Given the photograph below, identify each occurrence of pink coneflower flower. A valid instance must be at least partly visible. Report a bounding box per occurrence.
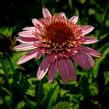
[14,8,101,83]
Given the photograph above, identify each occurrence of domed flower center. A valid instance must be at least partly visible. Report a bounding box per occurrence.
[45,21,73,44]
[40,16,83,53]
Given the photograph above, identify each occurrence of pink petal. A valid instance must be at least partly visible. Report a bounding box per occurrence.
[59,12,66,19]
[69,16,78,24]
[83,36,98,44]
[18,31,36,38]
[48,61,58,82]
[32,18,43,29]
[65,59,77,81]
[81,25,94,35]
[42,8,52,18]
[58,59,69,83]
[37,55,52,80]
[18,27,42,39]
[81,46,101,57]
[58,58,77,83]
[14,43,36,51]
[23,27,35,31]
[17,49,44,64]
[46,53,56,63]
[16,37,39,44]
[72,51,95,69]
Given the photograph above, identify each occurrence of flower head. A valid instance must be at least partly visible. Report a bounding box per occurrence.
[14,8,101,83]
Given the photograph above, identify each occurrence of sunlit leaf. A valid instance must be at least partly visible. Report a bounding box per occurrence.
[15,100,25,109]
[0,27,16,38]
[53,101,73,109]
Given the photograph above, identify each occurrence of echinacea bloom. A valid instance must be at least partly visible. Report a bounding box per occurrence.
[14,8,101,83]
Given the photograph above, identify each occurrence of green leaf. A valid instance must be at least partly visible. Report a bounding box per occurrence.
[93,47,109,78]
[15,100,25,109]
[53,101,73,109]
[42,81,59,109]
[26,77,37,97]
[0,27,16,38]
[0,96,4,105]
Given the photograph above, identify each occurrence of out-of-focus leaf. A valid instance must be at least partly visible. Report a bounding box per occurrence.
[15,100,25,109]
[104,71,109,85]
[0,27,16,38]
[8,78,14,84]
[93,47,109,78]
[0,76,4,84]
[1,86,11,96]
[68,0,73,10]
[79,0,86,4]
[105,20,109,27]
[95,13,103,23]
[4,95,12,108]
[0,96,3,105]
[88,8,95,15]
[74,8,79,16]
[99,33,108,40]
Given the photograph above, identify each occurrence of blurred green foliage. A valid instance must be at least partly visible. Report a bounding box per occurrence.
[0,0,109,109]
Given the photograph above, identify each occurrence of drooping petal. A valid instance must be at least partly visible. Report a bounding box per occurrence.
[81,46,101,57]
[58,59,69,83]
[17,49,44,64]
[16,37,39,44]
[42,8,52,18]
[69,16,78,24]
[72,51,95,69]
[46,53,56,63]
[58,58,77,83]
[32,18,43,29]
[65,59,77,81]
[37,55,52,80]
[14,43,36,51]
[48,61,58,82]
[81,25,94,35]
[83,36,98,44]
